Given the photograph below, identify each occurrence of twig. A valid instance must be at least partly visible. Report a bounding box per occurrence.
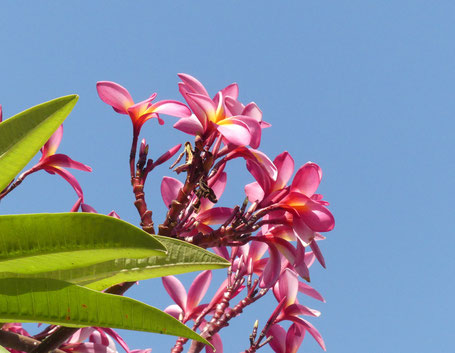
[0,330,66,353]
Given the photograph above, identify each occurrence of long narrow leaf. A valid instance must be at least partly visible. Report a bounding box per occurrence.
[0,236,230,290]
[0,278,209,345]
[84,236,229,290]
[0,95,78,191]
[0,213,166,274]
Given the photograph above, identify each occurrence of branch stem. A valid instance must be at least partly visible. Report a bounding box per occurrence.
[0,330,66,353]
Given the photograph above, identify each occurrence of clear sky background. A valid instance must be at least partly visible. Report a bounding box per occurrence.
[1,1,454,352]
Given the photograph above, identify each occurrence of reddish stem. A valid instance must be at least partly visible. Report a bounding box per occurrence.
[0,169,33,200]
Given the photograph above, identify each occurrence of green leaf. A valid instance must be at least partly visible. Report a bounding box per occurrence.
[0,213,166,275]
[84,236,230,290]
[0,277,209,345]
[0,345,9,353]
[0,95,78,191]
[6,236,230,290]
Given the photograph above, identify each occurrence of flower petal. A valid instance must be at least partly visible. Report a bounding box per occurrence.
[164,304,183,320]
[187,270,212,315]
[249,240,269,262]
[267,324,286,353]
[285,323,305,353]
[81,203,97,213]
[217,119,251,146]
[279,269,299,308]
[310,240,326,268]
[161,177,183,208]
[89,330,116,352]
[293,241,310,281]
[70,198,83,212]
[197,207,234,225]
[97,328,130,353]
[178,73,209,96]
[274,152,295,191]
[224,96,244,116]
[298,282,325,302]
[41,125,63,157]
[233,116,262,148]
[44,154,92,172]
[46,166,83,198]
[131,350,152,353]
[107,210,120,219]
[287,317,326,351]
[292,216,315,246]
[67,328,95,344]
[259,244,282,288]
[285,303,320,317]
[173,114,204,136]
[154,144,182,167]
[150,100,191,118]
[249,148,278,181]
[245,181,265,203]
[179,84,208,130]
[227,147,277,181]
[97,81,134,114]
[281,192,335,232]
[246,161,272,196]
[127,97,155,123]
[187,93,217,122]
[162,276,187,311]
[291,163,322,197]
[242,102,262,122]
[62,342,116,353]
[220,82,239,100]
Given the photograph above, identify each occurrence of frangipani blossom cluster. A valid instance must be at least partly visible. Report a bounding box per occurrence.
[0,73,334,353]
[94,74,335,352]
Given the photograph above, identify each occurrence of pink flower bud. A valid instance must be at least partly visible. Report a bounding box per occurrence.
[153,144,182,167]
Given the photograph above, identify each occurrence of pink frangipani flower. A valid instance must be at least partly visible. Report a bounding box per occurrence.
[162,271,223,353]
[60,327,134,353]
[23,125,91,211]
[271,269,325,350]
[246,151,334,248]
[245,151,295,207]
[162,271,212,323]
[96,81,191,137]
[174,74,265,148]
[226,146,278,183]
[267,323,305,353]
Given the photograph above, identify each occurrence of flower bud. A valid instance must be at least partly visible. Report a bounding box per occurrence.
[153,144,182,167]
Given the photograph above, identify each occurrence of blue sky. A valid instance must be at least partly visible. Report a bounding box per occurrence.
[1,1,454,352]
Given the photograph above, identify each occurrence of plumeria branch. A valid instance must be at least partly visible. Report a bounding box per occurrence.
[159,142,207,237]
[187,280,269,353]
[0,329,66,353]
[0,170,32,200]
[244,297,287,353]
